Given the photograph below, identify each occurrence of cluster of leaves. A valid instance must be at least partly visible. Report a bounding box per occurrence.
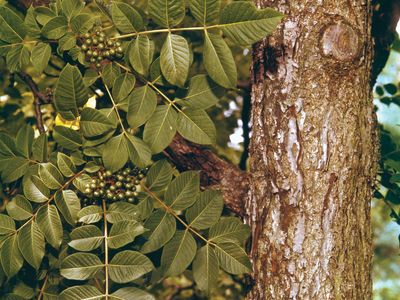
[0,0,283,298]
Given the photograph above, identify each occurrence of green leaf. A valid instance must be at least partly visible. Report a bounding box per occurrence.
[61,0,84,19]
[209,217,250,244]
[203,32,237,88]
[127,85,157,129]
[69,225,103,251]
[107,202,140,223]
[71,13,96,34]
[60,252,103,280]
[1,235,23,278]
[0,6,27,43]
[189,0,220,25]
[1,157,30,183]
[41,16,68,39]
[36,204,63,249]
[219,2,283,46]
[39,162,64,189]
[32,133,48,162]
[193,245,219,292]
[144,105,177,154]
[31,42,51,74]
[165,171,200,210]
[53,126,82,150]
[102,62,120,87]
[57,152,77,177]
[83,69,100,87]
[183,74,222,109]
[18,221,45,269]
[214,242,252,274]
[24,7,40,38]
[15,124,34,158]
[102,133,128,172]
[23,175,50,203]
[0,214,16,234]
[34,6,56,25]
[111,287,155,300]
[0,132,18,157]
[178,109,216,145]
[77,205,103,224]
[185,190,223,230]
[161,230,196,276]
[109,250,154,283]
[6,195,33,221]
[60,286,103,300]
[160,34,190,86]
[54,64,88,120]
[141,210,176,254]
[124,133,152,168]
[73,173,92,193]
[108,220,145,249]
[6,45,30,73]
[55,190,81,225]
[128,36,154,76]
[111,2,143,33]
[112,73,136,103]
[145,159,173,192]
[80,107,115,137]
[58,33,77,51]
[148,0,185,28]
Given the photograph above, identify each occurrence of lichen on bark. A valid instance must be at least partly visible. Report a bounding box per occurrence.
[246,0,378,299]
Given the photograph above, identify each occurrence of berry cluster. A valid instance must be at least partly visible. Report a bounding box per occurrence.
[81,166,149,207]
[79,28,123,68]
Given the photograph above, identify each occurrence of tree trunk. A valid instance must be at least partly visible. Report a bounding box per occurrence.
[246,0,378,299]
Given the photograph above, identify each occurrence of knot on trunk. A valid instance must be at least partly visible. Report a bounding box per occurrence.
[320,21,360,62]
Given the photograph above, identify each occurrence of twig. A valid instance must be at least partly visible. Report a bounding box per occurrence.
[17,72,52,134]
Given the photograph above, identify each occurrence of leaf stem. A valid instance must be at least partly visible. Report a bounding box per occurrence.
[102,199,110,298]
[37,275,48,300]
[111,26,210,40]
[101,74,127,133]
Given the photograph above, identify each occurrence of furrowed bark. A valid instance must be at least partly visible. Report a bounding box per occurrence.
[166,135,249,217]
[246,0,378,299]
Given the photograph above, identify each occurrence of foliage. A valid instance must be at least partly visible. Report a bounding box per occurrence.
[0,0,282,298]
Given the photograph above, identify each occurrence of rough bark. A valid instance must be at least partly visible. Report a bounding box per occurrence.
[165,135,249,216]
[246,0,378,299]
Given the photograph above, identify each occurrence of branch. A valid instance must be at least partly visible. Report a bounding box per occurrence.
[165,135,250,217]
[17,72,51,134]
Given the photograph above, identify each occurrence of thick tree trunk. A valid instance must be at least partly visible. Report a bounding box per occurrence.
[246,0,378,299]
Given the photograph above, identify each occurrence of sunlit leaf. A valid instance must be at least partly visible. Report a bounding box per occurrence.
[18,221,45,269]
[193,245,219,292]
[214,242,252,274]
[69,225,103,251]
[60,252,103,280]
[36,204,63,249]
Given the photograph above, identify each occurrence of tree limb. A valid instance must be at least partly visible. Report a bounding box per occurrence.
[17,72,51,134]
[165,135,250,217]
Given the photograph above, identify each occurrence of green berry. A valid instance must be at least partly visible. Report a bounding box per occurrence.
[87,50,93,56]
[92,38,99,45]
[127,198,135,203]
[116,181,123,188]
[115,41,121,47]
[110,185,116,191]
[125,183,132,189]
[90,58,96,63]
[133,191,139,197]
[98,43,105,50]
[107,40,114,47]
[109,49,116,55]
[84,33,91,38]
[93,191,100,197]
[106,170,112,177]
[99,182,106,188]
[138,174,144,179]
[84,188,92,194]
[107,193,113,200]
[118,193,125,200]
[98,36,105,43]
[81,44,88,51]
[99,32,106,37]
[125,190,133,197]
[96,63,101,68]
[90,183,97,189]
[92,51,98,57]
[116,46,123,53]
[85,39,92,45]
[134,179,140,185]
